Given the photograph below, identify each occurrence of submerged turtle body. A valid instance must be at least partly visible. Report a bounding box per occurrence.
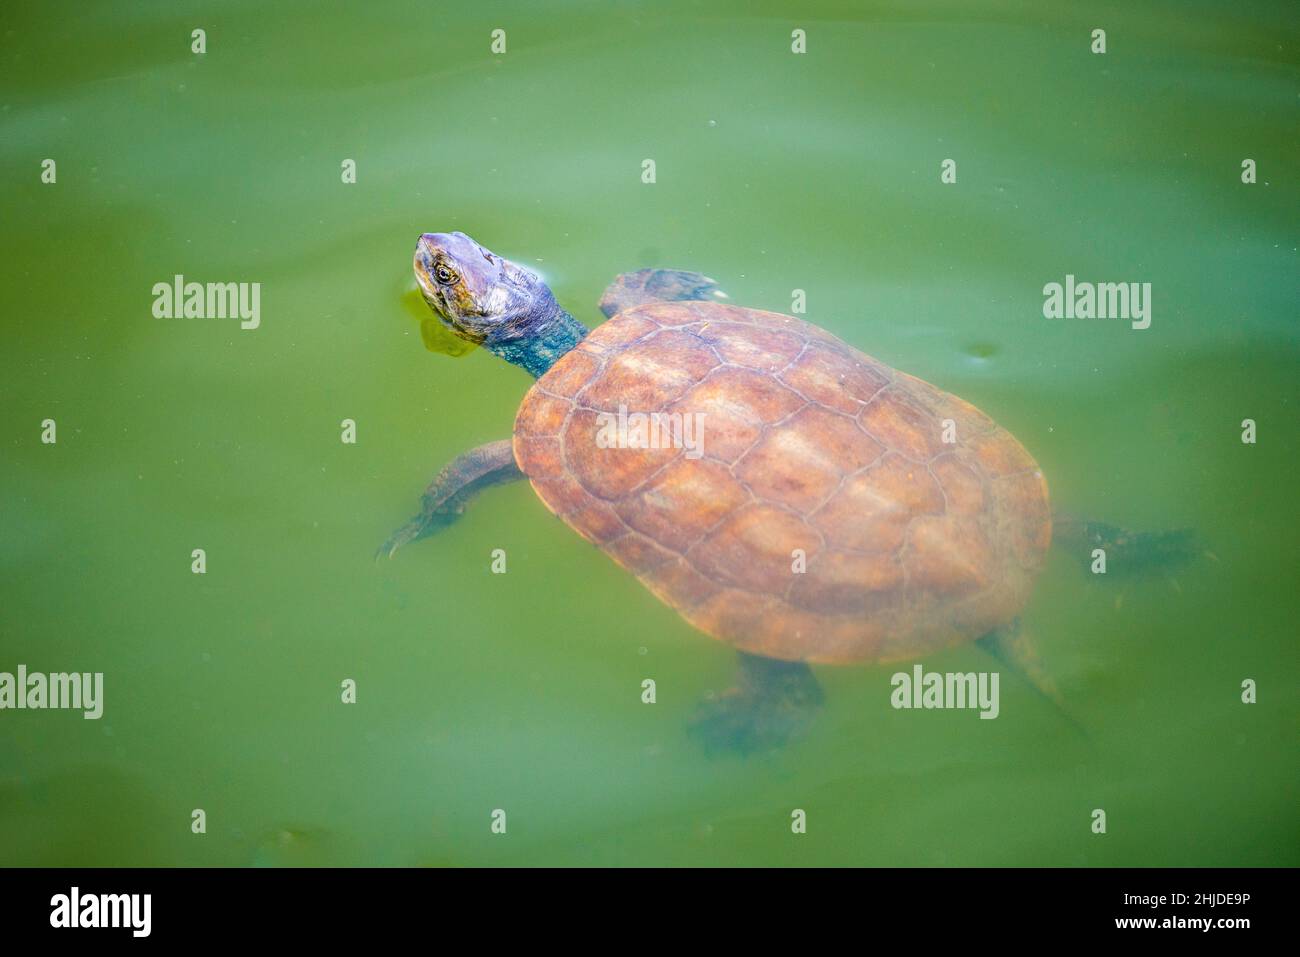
[386,232,1198,751]
[513,300,1051,665]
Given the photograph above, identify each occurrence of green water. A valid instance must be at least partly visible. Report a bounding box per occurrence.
[1,0,1296,867]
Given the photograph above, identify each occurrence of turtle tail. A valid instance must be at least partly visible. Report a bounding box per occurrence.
[977,622,1091,742]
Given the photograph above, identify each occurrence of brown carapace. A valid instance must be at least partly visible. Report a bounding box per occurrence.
[513,300,1051,665]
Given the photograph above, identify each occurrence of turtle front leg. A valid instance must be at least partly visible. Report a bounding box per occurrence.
[376,439,523,559]
[599,268,728,318]
[688,651,824,755]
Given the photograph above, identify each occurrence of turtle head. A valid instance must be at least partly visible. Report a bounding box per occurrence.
[414,232,554,345]
[412,231,586,377]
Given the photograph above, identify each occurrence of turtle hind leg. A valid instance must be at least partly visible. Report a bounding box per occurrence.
[688,651,824,756]
[599,268,727,318]
[376,439,522,560]
[1053,513,1200,577]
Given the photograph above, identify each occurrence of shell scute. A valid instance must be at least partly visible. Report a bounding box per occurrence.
[787,548,906,616]
[668,366,804,464]
[688,503,817,595]
[695,321,804,371]
[577,330,718,412]
[858,387,948,462]
[811,453,945,553]
[562,408,677,500]
[779,342,890,415]
[616,456,749,554]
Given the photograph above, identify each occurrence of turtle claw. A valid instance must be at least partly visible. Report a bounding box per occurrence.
[373,538,402,562]
[374,521,418,561]
[374,510,457,561]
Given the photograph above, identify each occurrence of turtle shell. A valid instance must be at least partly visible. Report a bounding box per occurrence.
[513,301,1050,665]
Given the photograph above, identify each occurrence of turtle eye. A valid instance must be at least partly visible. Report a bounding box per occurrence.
[434,264,457,285]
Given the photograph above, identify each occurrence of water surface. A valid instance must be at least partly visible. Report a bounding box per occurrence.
[1,0,1296,866]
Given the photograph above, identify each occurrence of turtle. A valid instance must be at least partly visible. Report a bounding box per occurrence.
[380,231,1196,752]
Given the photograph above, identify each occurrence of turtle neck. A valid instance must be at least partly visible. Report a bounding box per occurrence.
[485,306,588,378]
